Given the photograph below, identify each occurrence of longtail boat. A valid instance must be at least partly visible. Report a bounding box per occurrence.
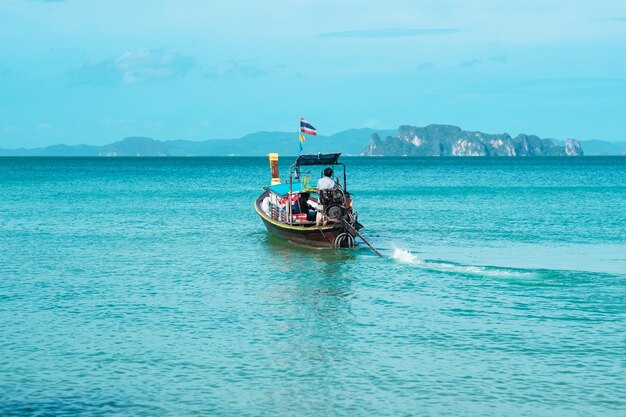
[254,152,382,255]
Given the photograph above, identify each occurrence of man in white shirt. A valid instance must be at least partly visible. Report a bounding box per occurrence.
[317,167,336,190]
[316,167,335,226]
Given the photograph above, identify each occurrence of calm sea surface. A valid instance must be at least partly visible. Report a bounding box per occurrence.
[1,157,625,417]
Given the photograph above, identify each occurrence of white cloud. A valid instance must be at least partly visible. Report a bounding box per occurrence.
[318,28,462,38]
[68,49,195,86]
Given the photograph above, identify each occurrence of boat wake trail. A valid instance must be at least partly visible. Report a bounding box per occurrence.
[390,247,538,279]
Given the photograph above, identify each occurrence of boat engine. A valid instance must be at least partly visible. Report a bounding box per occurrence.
[319,188,351,222]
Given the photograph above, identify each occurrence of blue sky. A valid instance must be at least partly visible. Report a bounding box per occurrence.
[1,0,625,148]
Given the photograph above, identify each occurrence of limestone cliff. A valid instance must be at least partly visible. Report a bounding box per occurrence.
[360,125,583,156]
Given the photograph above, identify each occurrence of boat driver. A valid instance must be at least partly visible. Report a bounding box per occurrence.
[317,167,336,190]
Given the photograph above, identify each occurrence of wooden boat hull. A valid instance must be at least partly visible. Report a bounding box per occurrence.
[254,191,348,248]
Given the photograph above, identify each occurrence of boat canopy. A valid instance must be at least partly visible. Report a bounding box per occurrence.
[269,182,308,196]
[295,153,341,166]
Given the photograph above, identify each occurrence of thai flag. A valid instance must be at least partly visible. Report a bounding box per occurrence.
[300,117,317,136]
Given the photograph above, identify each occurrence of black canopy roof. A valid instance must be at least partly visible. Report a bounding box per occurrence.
[294,153,341,166]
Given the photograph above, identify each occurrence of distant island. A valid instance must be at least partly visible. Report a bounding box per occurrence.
[361,125,585,156]
[2,124,625,157]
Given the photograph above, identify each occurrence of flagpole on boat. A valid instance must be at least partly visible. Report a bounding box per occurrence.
[298,116,303,156]
[291,116,301,225]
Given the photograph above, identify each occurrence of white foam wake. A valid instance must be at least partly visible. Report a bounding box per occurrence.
[391,247,422,264]
[390,247,536,279]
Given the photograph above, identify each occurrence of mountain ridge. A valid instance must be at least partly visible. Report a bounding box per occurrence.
[1,125,624,156]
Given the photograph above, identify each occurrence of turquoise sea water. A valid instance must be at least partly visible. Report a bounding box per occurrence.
[1,157,625,417]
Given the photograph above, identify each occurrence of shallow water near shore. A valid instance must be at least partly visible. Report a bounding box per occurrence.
[1,156,625,416]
